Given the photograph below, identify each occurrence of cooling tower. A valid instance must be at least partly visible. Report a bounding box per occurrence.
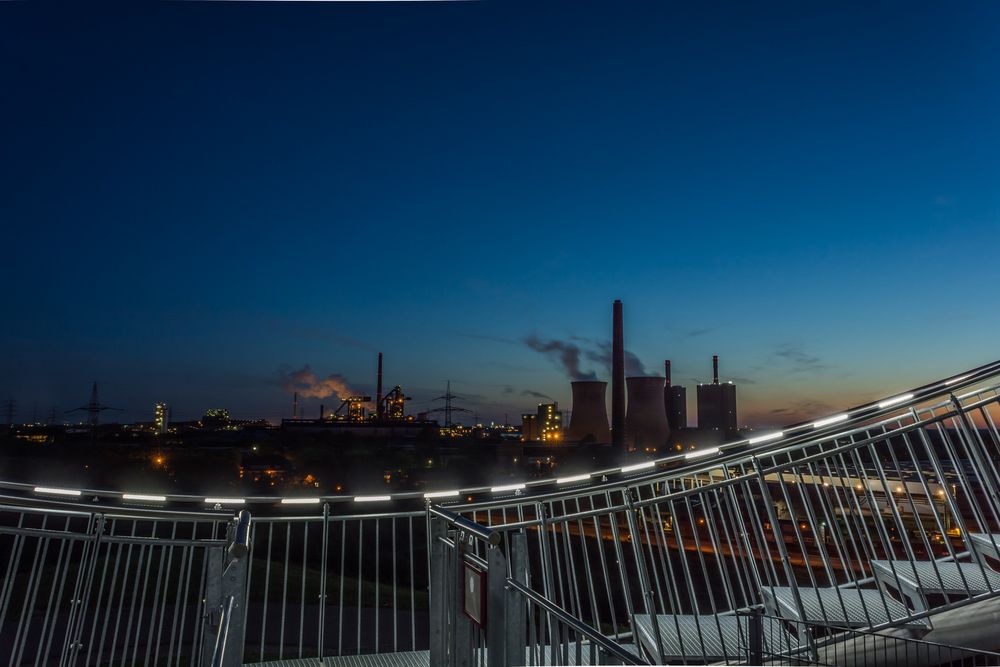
[612,300,625,448]
[567,381,610,444]
[626,376,670,451]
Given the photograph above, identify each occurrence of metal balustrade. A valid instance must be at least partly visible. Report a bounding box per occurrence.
[3,361,1000,665]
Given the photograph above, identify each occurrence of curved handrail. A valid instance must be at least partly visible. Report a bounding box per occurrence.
[2,359,998,515]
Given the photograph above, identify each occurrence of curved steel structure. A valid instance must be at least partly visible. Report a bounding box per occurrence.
[5,360,1000,665]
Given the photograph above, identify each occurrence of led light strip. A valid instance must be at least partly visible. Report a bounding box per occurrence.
[748,431,784,445]
[685,447,719,460]
[490,483,526,493]
[204,497,245,505]
[556,473,591,484]
[354,495,391,502]
[878,394,913,409]
[123,493,167,502]
[620,461,655,473]
[280,498,320,505]
[423,490,459,499]
[811,414,849,428]
[34,486,81,496]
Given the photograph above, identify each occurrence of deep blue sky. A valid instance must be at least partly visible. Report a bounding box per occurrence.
[2,1,998,426]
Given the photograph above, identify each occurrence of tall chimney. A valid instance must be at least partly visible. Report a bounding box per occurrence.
[376,352,383,419]
[612,300,625,448]
[713,355,719,384]
[665,360,672,386]
[664,359,672,419]
[293,392,298,419]
[320,404,325,420]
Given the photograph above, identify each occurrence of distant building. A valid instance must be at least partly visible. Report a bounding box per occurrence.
[666,385,687,432]
[521,413,538,442]
[154,402,169,435]
[696,356,737,433]
[538,402,563,442]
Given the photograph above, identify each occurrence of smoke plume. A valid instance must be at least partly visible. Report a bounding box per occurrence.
[521,390,555,401]
[523,335,597,380]
[585,342,648,376]
[279,365,356,399]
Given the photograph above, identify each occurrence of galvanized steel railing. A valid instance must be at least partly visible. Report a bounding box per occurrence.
[4,360,1000,664]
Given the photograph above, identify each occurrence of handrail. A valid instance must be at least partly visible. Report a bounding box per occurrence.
[209,595,235,667]
[505,577,649,665]
[1,359,999,514]
[427,504,501,545]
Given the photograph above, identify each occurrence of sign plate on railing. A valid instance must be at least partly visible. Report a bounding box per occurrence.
[464,562,486,626]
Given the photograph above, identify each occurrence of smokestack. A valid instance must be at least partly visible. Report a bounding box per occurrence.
[713,355,719,384]
[664,360,672,419]
[376,352,383,420]
[320,404,325,420]
[293,392,298,419]
[612,300,625,448]
[567,381,610,443]
[626,376,670,451]
[665,360,672,386]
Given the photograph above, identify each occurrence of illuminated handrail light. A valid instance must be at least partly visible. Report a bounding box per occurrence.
[945,374,971,386]
[490,483,526,493]
[34,486,81,497]
[423,490,459,499]
[748,432,784,445]
[280,498,320,505]
[556,473,591,485]
[204,497,245,505]
[878,394,914,409]
[123,493,166,502]
[354,495,391,502]
[811,414,849,428]
[685,447,719,460]
[620,461,656,473]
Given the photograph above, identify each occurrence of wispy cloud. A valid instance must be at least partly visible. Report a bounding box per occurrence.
[773,344,829,374]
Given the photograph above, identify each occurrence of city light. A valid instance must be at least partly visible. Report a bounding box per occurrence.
[123,493,166,502]
[878,394,914,409]
[34,486,81,496]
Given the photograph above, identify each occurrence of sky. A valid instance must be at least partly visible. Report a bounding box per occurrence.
[1,1,999,427]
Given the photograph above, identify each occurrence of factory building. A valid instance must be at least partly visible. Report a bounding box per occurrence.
[625,376,670,451]
[697,355,737,433]
[663,360,688,432]
[521,413,537,442]
[154,402,169,435]
[567,380,610,443]
[538,402,563,442]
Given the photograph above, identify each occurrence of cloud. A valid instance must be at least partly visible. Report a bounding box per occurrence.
[521,389,554,401]
[773,344,829,373]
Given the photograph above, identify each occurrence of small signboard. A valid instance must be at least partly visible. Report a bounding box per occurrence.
[463,562,487,626]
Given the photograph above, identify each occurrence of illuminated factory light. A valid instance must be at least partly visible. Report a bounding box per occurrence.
[556,473,591,485]
[878,394,914,409]
[423,490,460,499]
[811,414,849,428]
[204,497,245,505]
[748,432,784,445]
[945,375,970,386]
[354,495,391,502]
[490,483,526,493]
[280,498,320,505]
[123,493,166,502]
[34,486,81,497]
[685,447,719,460]
[620,461,655,473]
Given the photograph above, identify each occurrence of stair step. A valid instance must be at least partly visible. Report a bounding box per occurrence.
[872,560,1000,595]
[632,613,799,661]
[763,586,927,629]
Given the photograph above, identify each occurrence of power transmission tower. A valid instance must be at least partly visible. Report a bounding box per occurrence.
[428,380,471,427]
[2,398,15,428]
[67,382,123,429]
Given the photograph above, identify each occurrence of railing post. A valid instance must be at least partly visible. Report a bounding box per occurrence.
[747,605,764,665]
[318,502,329,666]
[429,510,449,666]
[201,544,225,665]
[453,529,474,667]
[486,537,508,667]
[624,486,665,664]
[505,532,527,667]
[203,510,251,667]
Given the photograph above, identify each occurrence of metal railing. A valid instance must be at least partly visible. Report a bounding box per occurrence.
[4,361,1000,665]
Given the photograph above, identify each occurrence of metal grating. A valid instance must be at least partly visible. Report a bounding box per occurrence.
[872,560,1000,595]
[632,613,798,661]
[763,587,927,629]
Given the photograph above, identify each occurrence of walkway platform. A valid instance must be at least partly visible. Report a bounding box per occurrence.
[762,586,927,629]
[247,644,639,667]
[970,533,1000,562]
[872,560,1000,609]
[632,613,799,661]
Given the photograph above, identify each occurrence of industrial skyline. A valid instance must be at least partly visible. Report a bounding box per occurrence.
[3,2,1000,426]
